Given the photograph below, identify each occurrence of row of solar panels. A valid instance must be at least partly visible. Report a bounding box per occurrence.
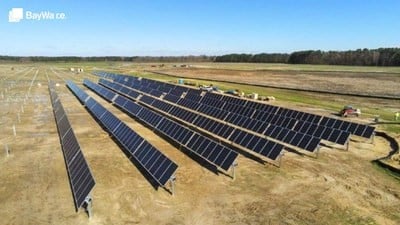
[48,81,95,212]
[89,78,288,161]
[98,78,322,154]
[94,71,375,140]
[118,78,350,147]
[67,81,178,187]
[121,76,374,139]
[83,79,240,170]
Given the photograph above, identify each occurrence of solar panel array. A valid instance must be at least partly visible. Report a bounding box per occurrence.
[66,81,178,187]
[92,78,285,161]
[95,71,375,141]
[113,78,352,147]
[98,77,316,155]
[83,79,239,170]
[48,81,95,212]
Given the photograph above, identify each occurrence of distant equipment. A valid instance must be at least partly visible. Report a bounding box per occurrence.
[340,105,361,117]
[70,68,84,73]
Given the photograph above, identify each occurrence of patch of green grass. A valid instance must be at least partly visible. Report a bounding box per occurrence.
[186,62,400,74]
[381,124,400,134]
[371,162,400,181]
[333,211,377,225]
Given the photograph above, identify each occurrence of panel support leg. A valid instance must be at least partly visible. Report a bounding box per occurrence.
[170,175,176,196]
[345,141,350,151]
[4,144,10,157]
[371,132,375,144]
[84,195,93,218]
[12,124,16,136]
[231,162,238,180]
[275,152,285,168]
[315,146,320,158]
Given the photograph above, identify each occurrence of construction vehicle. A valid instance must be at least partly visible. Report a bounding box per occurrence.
[340,105,361,117]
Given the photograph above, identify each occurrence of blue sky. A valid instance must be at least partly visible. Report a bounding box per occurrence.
[1,0,399,56]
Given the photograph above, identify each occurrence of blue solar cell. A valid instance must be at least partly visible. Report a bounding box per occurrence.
[298,135,310,149]
[275,116,286,127]
[321,128,332,140]
[290,133,303,146]
[277,128,289,141]
[313,126,326,139]
[305,137,320,152]
[259,140,275,156]
[148,153,165,174]
[62,129,80,164]
[347,123,358,133]
[336,132,350,145]
[192,135,205,150]
[114,95,128,107]
[198,141,214,157]
[221,126,235,139]
[123,101,142,116]
[270,126,282,139]
[158,163,178,185]
[213,148,229,166]
[264,125,275,136]
[233,130,247,144]
[221,151,237,170]
[306,124,319,136]
[283,130,296,143]
[253,138,268,154]
[57,115,70,138]
[328,129,341,143]
[354,125,367,136]
[332,120,343,129]
[362,126,375,138]
[246,136,261,149]
[252,121,267,134]
[239,133,253,147]
[267,143,283,160]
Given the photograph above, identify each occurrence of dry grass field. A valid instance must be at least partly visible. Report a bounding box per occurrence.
[149,67,400,98]
[0,63,399,225]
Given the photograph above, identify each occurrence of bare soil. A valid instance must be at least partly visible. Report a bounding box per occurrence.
[0,65,399,225]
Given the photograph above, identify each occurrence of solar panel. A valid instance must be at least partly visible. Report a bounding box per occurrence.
[290,133,303,146]
[362,126,375,138]
[336,131,350,145]
[50,82,95,212]
[354,124,367,136]
[163,94,181,103]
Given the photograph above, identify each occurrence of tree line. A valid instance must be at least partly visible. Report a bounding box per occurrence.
[214,48,400,66]
[0,55,214,63]
[1,48,399,66]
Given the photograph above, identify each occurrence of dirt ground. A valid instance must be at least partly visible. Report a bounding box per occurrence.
[1,64,400,225]
[149,67,400,98]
